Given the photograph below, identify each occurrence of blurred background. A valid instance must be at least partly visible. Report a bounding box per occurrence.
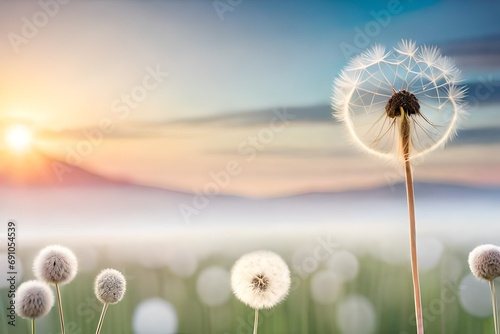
[0,0,499,333]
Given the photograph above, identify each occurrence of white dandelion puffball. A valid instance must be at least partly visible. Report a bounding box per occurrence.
[15,280,54,319]
[95,268,127,304]
[332,39,467,161]
[231,250,291,309]
[468,244,500,281]
[33,245,78,285]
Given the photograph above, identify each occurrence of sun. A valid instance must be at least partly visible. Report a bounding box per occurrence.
[5,125,33,152]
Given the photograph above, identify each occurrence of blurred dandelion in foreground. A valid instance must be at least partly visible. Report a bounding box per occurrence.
[231,250,291,334]
[33,245,77,334]
[332,39,467,334]
[94,268,127,334]
[15,280,54,334]
[468,244,500,334]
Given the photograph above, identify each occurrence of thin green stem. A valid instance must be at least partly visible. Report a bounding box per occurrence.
[31,318,35,334]
[55,283,65,334]
[490,280,499,334]
[253,308,259,334]
[399,108,424,334]
[95,303,109,334]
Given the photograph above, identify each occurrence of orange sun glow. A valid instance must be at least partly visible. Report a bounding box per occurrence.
[4,125,33,152]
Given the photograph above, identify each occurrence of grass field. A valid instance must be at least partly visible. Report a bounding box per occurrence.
[1,226,497,334]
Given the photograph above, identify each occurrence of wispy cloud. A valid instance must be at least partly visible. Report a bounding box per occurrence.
[440,34,500,70]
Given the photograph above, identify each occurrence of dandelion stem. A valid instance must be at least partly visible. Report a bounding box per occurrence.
[490,280,499,334]
[399,107,424,334]
[253,308,259,334]
[55,283,65,334]
[95,303,109,334]
[31,318,35,334]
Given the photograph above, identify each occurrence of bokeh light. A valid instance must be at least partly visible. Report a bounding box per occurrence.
[458,274,493,317]
[132,298,178,334]
[196,266,231,307]
[336,295,377,334]
[310,270,343,305]
[326,250,359,281]
[418,238,444,271]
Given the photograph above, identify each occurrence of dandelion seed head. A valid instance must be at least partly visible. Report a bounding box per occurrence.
[15,280,54,319]
[231,250,291,310]
[94,268,126,304]
[468,244,500,281]
[332,39,467,162]
[33,245,78,285]
[385,90,420,118]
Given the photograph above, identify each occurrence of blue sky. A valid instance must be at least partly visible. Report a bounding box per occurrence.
[1,0,499,123]
[0,0,499,196]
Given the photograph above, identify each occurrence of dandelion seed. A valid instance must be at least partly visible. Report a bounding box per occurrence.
[33,245,78,334]
[333,39,467,162]
[332,39,467,334]
[468,245,500,334]
[231,250,290,334]
[15,280,55,334]
[94,269,127,334]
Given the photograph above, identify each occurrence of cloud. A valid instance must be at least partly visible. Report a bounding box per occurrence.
[452,127,500,146]
[165,105,333,127]
[440,34,500,70]
[37,124,190,141]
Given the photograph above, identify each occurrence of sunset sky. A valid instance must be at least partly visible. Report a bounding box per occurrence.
[0,0,499,196]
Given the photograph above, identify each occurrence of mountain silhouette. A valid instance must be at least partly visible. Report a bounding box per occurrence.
[0,148,127,187]
[1,148,498,229]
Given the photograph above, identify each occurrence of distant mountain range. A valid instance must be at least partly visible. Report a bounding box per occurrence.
[0,149,127,187]
[1,150,498,230]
